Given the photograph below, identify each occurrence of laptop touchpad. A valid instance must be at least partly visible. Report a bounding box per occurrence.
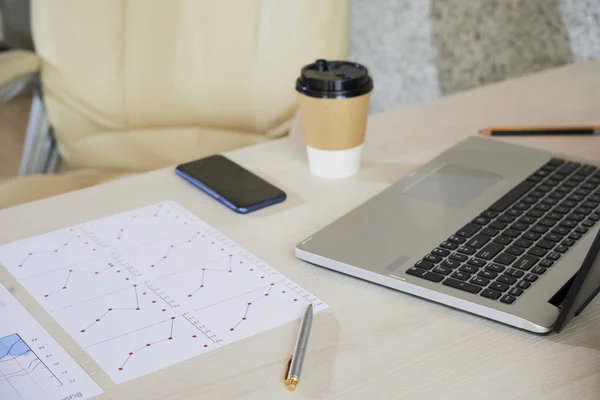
[403,163,502,208]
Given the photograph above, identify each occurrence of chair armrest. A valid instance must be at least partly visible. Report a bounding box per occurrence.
[0,50,40,102]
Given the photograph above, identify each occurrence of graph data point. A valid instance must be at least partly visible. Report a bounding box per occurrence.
[108,308,113,311]
[230,328,234,331]
[119,367,123,371]
[129,352,133,355]
[188,294,192,297]
[192,335,197,338]
[54,250,58,252]
[171,317,175,320]
[95,272,99,274]
[250,269,254,271]
[271,283,274,286]
[136,308,140,310]
[18,265,21,267]
[117,270,120,273]
[69,269,73,272]
[44,294,48,297]
[188,240,191,243]
[228,270,232,273]
[126,278,130,280]
[294,299,298,302]
[168,337,173,340]
[152,300,156,303]
[96,319,100,322]
[81,329,85,333]
[248,302,252,305]
[133,284,137,287]
[162,309,166,312]
[151,265,154,267]
[171,245,174,248]
[265,294,269,296]
[204,344,208,348]
[163,256,166,259]
[242,317,247,320]
[261,276,264,279]
[63,286,67,289]
[146,344,151,347]
[202,268,205,270]
[29,253,33,255]
[200,285,204,288]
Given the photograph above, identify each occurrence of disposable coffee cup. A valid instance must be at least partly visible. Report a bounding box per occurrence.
[295,59,373,178]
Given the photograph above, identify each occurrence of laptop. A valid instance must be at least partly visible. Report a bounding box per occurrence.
[296,136,600,333]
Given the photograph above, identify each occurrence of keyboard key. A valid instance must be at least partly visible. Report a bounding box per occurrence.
[465,234,491,249]
[489,221,508,230]
[582,201,599,209]
[526,209,545,219]
[432,248,450,257]
[522,196,538,204]
[432,265,452,276]
[457,246,476,255]
[459,265,479,274]
[531,225,549,234]
[578,165,597,175]
[481,227,499,237]
[574,188,591,196]
[559,219,578,228]
[540,259,554,268]
[507,208,524,216]
[582,183,598,190]
[424,254,443,263]
[524,273,538,282]
[539,218,556,227]
[476,242,504,260]
[553,206,570,214]
[537,184,552,193]
[440,241,458,250]
[564,180,579,189]
[451,271,471,281]
[546,179,560,187]
[569,232,582,240]
[456,223,481,238]
[470,276,490,286]
[502,229,521,238]
[509,287,524,297]
[535,169,550,178]
[450,253,468,262]
[590,213,600,221]
[505,268,525,278]
[518,216,537,225]
[517,280,531,289]
[551,226,571,235]
[523,231,541,241]
[549,192,565,200]
[575,207,593,215]
[556,186,571,194]
[510,222,529,231]
[505,246,524,256]
[472,216,490,225]
[561,238,576,247]
[527,247,547,257]
[495,253,516,265]
[481,288,502,300]
[571,174,586,182]
[489,282,510,292]
[568,194,586,202]
[527,175,543,183]
[415,260,435,270]
[560,200,577,208]
[575,226,588,234]
[485,264,505,273]
[544,233,563,242]
[546,212,563,221]
[406,267,444,282]
[547,158,565,167]
[567,213,585,222]
[591,195,600,202]
[513,254,539,270]
[481,210,499,218]
[448,235,467,244]
[582,219,596,228]
[442,259,461,269]
[541,198,558,206]
[500,295,517,304]
[532,266,547,275]
[497,275,517,285]
[493,235,512,245]
[547,252,561,261]
[536,240,555,250]
[489,180,536,212]
[467,258,486,268]
[478,269,498,279]
[514,238,533,248]
[555,245,569,253]
[530,190,546,198]
[443,278,482,294]
[557,161,580,175]
[498,214,515,223]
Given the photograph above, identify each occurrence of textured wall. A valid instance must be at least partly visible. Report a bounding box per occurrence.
[349,0,600,113]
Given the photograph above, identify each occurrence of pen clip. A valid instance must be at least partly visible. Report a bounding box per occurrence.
[283,354,292,384]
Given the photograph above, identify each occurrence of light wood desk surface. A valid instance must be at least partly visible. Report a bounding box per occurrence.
[1,61,600,399]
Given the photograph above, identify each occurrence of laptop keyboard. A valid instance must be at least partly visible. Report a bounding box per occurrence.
[406,158,600,305]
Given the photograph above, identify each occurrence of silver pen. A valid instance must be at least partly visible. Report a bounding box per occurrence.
[283,303,313,391]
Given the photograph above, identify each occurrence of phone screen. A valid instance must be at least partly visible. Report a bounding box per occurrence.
[176,155,286,212]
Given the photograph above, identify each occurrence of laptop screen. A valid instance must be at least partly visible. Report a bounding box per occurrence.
[553,228,600,332]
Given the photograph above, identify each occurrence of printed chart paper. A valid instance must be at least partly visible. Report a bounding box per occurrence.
[0,201,327,383]
[0,283,103,400]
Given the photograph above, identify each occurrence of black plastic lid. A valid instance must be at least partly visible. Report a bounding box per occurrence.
[296,59,373,99]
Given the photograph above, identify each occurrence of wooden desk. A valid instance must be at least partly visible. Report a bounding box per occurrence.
[1,61,600,399]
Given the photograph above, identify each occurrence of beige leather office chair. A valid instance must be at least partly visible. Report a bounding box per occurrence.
[0,0,349,208]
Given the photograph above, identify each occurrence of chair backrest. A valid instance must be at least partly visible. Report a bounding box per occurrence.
[31,0,349,170]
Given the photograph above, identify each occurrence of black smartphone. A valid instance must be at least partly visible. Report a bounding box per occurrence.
[175,155,286,214]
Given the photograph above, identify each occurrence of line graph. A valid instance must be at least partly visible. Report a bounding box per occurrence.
[0,201,327,384]
[0,333,61,399]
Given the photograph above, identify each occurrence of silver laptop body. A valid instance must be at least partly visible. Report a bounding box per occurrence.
[296,136,600,333]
